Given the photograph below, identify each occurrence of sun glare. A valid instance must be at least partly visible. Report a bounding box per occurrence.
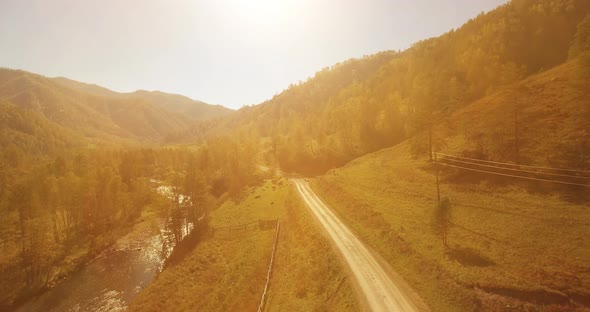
[227,0,298,26]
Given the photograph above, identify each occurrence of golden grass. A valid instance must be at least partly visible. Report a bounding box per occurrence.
[264,183,358,311]
[128,231,273,312]
[129,178,358,311]
[313,142,590,311]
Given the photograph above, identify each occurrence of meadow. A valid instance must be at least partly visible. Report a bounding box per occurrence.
[313,142,590,311]
[129,178,358,311]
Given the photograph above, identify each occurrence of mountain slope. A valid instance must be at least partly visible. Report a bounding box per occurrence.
[53,77,232,121]
[0,99,85,161]
[131,90,232,121]
[313,142,590,311]
[439,58,590,169]
[309,57,590,311]
[184,0,590,174]
[0,68,232,149]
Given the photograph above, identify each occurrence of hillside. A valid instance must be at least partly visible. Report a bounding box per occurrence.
[0,99,85,162]
[53,78,232,121]
[0,68,232,154]
[308,51,590,311]
[131,90,232,121]
[438,58,590,169]
[182,0,590,175]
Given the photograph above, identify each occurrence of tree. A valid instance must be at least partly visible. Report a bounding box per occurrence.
[183,159,209,231]
[569,14,590,59]
[433,197,452,248]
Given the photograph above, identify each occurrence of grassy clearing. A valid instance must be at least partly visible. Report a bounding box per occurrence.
[129,178,358,311]
[128,230,273,312]
[313,142,590,311]
[265,182,359,312]
[209,180,288,228]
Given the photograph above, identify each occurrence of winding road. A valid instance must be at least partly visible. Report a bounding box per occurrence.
[292,179,426,312]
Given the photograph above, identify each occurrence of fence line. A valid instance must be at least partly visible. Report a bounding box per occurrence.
[210,219,277,235]
[257,219,280,312]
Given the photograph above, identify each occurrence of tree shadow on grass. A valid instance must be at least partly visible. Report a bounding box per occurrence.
[446,246,495,267]
[164,225,210,268]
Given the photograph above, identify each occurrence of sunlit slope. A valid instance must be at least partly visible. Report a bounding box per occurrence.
[0,69,133,141]
[438,59,590,169]
[131,90,232,121]
[0,99,85,155]
[314,149,590,310]
[53,77,233,121]
[0,68,230,148]
[311,60,590,311]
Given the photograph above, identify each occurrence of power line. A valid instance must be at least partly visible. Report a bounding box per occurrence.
[447,220,505,243]
[389,160,430,164]
[436,152,590,174]
[435,162,590,187]
[439,157,590,179]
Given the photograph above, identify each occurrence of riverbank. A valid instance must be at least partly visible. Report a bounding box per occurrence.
[14,208,163,312]
[128,178,359,311]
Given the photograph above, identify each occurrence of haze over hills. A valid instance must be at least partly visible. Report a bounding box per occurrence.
[0,68,232,155]
[53,77,231,121]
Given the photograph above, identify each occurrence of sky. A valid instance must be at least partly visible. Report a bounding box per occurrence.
[0,0,508,109]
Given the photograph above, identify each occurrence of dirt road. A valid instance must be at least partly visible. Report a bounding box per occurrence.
[292,179,427,312]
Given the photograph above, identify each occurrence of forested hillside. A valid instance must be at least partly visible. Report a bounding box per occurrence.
[131,90,231,122]
[0,69,241,309]
[439,57,590,169]
[0,68,232,152]
[0,135,260,309]
[53,77,232,121]
[186,0,590,174]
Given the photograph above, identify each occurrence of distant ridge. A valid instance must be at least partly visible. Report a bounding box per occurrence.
[0,68,233,154]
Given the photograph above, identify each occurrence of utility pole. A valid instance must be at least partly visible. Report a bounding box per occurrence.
[435,153,441,207]
[436,169,441,207]
[514,90,520,164]
[429,124,433,161]
[434,153,447,247]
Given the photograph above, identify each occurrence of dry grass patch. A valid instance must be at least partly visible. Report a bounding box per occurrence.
[130,178,359,311]
[265,185,358,311]
[313,143,590,311]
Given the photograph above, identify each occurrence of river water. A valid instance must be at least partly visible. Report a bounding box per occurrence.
[16,184,190,312]
[16,225,167,312]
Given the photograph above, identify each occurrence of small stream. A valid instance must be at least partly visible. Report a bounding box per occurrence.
[16,184,193,312]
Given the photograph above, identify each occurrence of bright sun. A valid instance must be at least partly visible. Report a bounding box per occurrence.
[228,0,298,26]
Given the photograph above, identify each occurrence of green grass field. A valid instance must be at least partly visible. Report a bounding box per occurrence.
[313,142,590,311]
[129,178,358,311]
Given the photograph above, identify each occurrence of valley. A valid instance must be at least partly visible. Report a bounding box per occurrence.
[1,0,590,311]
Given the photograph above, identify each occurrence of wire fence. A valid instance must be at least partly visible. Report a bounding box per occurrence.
[209,219,278,236]
[208,218,280,311]
[257,219,280,312]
